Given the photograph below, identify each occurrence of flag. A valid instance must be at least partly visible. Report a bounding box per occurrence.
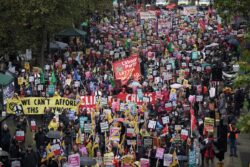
[73,68,80,81]
[166,36,171,43]
[199,19,206,32]
[125,39,130,49]
[40,71,45,85]
[168,42,174,53]
[169,150,178,167]
[208,7,212,17]
[190,108,196,131]
[50,70,57,85]
[76,52,81,65]
[110,78,115,88]
[217,24,222,33]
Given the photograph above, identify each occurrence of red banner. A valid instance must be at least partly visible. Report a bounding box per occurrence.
[79,92,156,109]
[112,55,141,85]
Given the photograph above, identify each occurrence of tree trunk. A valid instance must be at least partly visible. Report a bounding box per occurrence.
[40,25,47,67]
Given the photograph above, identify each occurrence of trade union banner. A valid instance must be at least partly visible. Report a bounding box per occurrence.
[79,92,157,109]
[6,96,79,115]
[112,55,141,85]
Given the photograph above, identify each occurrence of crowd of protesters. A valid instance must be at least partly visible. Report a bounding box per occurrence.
[0,2,248,167]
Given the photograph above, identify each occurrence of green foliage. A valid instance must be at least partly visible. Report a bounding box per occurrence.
[233,47,250,88]
[0,0,112,59]
[237,112,250,134]
[215,0,250,24]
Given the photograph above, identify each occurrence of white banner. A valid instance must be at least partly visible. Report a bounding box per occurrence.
[140,11,157,20]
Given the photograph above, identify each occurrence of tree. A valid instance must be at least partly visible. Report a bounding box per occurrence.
[0,0,112,66]
[237,112,250,134]
[215,0,250,25]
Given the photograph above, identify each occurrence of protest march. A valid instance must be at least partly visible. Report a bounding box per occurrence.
[0,1,249,167]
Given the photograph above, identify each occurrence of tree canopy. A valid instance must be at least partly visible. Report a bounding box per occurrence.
[0,0,112,64]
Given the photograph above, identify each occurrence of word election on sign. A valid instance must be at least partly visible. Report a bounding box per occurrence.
[7,97,78,115]
[80,92,157,109]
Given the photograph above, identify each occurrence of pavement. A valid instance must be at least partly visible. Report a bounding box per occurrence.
[222,133,250,167]
[1,114,250,167]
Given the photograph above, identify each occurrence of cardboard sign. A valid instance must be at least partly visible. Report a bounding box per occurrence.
[204,117,214,132]
[100,98,108,105]
[127,139,136,146]
[15,130,25,141]
[35,78,40,85]
[165,102,172,111]
[45,65,50,70]
[48,85,55,95]
[84,123,92,133]
[175,125,182,131]
[143,96,150,103]
[126,128,136,137]
[104,152,114,165]
[148,120,156,129]
[100,122,109,132]
[137,88,143,100]
[140,158,150,167]
[196,95,203,102]
[74,81,80,87]
[24,62,30,70]
[18,77,24,85]
[156,148,165,159]
[37,85,43,91]
[162,116,170,124]
[164,154,173,166]
[181,129,188,140]
[109,127,121,142]
[29,76,34,82]
[188,150,196,166]
[140,11,157,20]
[68,154,80,167]
[143,138,153,147]
[51,144,61,156]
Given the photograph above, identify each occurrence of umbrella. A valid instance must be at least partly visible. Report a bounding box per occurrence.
[0,150,9,157]
[80,157,97,166]
[56,28,86,37]
[50,41,69,50]
[81,21,88,27]
[128,81,142,88]
[204,43,219,48]
[170,83,183,89]
[46,131,62,139]
[225,35,234,41]
[228,38,240,46]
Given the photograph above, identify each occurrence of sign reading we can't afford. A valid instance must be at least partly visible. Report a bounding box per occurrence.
[7,97,78,115]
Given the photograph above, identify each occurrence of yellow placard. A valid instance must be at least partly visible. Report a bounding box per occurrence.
[6,96,79,115]
[18,77,24,85]
[183,79,188,86]
[171,88,176,94]
[24,62,30,71]
[86,48,90,55]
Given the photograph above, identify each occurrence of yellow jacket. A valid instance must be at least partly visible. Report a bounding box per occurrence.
[48,121,59,131]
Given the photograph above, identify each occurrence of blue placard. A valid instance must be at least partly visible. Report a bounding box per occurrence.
[48,85,55,95]
[137,88,143,100]
[188,150,196,167]
[192,51,198,60]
